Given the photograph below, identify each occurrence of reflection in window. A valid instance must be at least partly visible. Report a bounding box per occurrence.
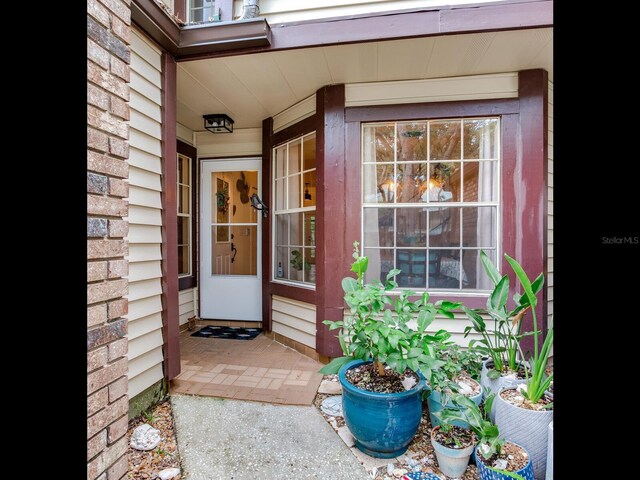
[362,118,500,291]
[273,132,316,286]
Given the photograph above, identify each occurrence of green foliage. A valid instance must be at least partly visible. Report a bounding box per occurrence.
[320,241,459,380]
[428,342,483,405]
[142,410,156,424]
[463,250,544,375]
[290,250,310,271]
[434,392,504,460]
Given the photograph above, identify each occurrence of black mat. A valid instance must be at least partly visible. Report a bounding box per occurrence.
[191,325,263,340]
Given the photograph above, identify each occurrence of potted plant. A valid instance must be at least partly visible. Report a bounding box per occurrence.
[462,251,543,419]
[425,342,484,428]
[320,242,457,458]
[290,249,310,281]
[430,421,476,478]
[492,254,553,480]
[436,393,535,480]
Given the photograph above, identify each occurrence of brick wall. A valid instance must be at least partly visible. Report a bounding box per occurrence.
[87,1,131,479]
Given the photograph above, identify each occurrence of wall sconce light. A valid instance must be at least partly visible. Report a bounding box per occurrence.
[250,193,269,218]
[203,114,234,134]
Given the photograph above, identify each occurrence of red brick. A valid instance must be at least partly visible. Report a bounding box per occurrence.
[88,395,128,438]
[86,435,128,478]
[88,346,109,372]
[111,15,130,44]
[88,430,108,461]
[109,95,129,121]
[88,318,128,351]
[100,0,131,25]
[106,450,129,480]
[88,84,109,111]
[88,127,109,152]
[88,304,108,328]
[108,178,128,197]
[108,259,128,278]
[108,338,128,362]
[87,387,109,417]
[108,137,129,159]
[87,358,128,396]
[88,61,129,101]
[88,151,128,178]
[87,194,128,217]
[87,105,128,140]
[108,298,128,319]
[88,239,127,259]
[108,219,128,238]
[107,414,128,444]
[88,261,108,282]
[108,376,128,403]
[87,278,128,304]
[87,1,110,27]
[87,38,110,70]
[110,56,130,82]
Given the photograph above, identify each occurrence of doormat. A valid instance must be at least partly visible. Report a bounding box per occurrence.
[191,326,263,340]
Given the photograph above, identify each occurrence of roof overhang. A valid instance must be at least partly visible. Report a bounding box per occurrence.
[131,0,552,61]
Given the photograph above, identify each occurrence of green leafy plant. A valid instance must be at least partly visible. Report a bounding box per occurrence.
[504,254,553,404]
[142,410,156,424]
[319,241,459,381]
[290,250,310,271]
[462,250,543,378]
[435,392,503,460]
[428,342,484,405]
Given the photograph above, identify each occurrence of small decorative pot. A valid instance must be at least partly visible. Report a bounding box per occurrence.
[339,359,425,458]
[426,377,483,428]
[480,359,527,421]
[430,426,475,478]
[474,441,535,480]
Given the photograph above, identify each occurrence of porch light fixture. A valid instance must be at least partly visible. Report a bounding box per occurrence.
[203,114,234,134]
[250,193,269,218]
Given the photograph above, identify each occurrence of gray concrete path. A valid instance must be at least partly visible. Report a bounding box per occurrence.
[172,394,371,480]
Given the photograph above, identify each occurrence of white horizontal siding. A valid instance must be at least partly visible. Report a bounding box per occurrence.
[177,123,194,145]
[272,295,316,348]
[345,73,518,107]
[127,28,165,400]
[233,0,493,24]
[273,95,316,133]
[178,288,197,326]
[195,128,262,158]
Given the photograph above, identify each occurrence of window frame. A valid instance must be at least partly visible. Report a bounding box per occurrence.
[271,132,317,289]
[360,117,501,294]
[177,140,198,291]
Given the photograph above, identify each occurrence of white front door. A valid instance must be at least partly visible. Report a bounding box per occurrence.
[200,158,262,321]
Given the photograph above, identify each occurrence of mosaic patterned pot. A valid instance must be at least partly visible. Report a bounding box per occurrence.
[339,359,425,458]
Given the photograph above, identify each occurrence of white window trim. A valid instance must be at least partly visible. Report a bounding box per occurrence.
[360,117,502,295]
[178,153,193,278]
[272,132,317,289]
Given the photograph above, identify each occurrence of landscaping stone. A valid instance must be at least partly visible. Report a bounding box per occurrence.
[318,379,343,395]
[157,467,181,479]
[320,395,343,416]
[337,425,355,447]
[130,424,161,451]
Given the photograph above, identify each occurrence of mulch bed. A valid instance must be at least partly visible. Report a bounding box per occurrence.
[127,398,181,479]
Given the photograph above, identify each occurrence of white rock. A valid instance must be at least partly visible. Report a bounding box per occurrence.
[157,468,181,480]
[318,379,343,395]
[387,463,395,475]
[457,381,473,395]
[402,376,417,391]
[130,424,161,451]
[320,395,343,416]
[516,384,528,394]
[392,468,408,477]
[492,459,508,470]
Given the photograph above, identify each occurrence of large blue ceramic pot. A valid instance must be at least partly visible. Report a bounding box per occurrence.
[339,359,425,458]
[474,441,535,480]
[426,378,483,428]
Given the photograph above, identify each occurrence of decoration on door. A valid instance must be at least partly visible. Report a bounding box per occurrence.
[236,171,251,204]
[216,178,230,216]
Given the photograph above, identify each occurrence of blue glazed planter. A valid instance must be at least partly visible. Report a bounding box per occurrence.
[339,359,425,458]
[474,442,535,480]
[426,379,483,428]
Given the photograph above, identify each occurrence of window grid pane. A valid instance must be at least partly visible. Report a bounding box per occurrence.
[362,117,500,292]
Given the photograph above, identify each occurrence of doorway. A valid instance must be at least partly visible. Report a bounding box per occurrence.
[200,158,262,321]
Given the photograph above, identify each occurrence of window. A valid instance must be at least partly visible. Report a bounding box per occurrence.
[188,0,219,23]
[178,154,192,277]
[273,132,317,287]
[362,118,500,292]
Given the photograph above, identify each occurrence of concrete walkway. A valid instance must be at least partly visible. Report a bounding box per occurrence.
[172,394,370,480]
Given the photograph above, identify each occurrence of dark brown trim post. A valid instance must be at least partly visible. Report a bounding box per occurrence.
[315,84,346,358]
[261,117,274,332]
[161,53,180,380]
[515,69,548,356]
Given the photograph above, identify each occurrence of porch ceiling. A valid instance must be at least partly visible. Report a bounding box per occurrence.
[177,27,552,132]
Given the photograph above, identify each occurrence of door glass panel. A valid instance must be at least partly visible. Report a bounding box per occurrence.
[211,170,259,276]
